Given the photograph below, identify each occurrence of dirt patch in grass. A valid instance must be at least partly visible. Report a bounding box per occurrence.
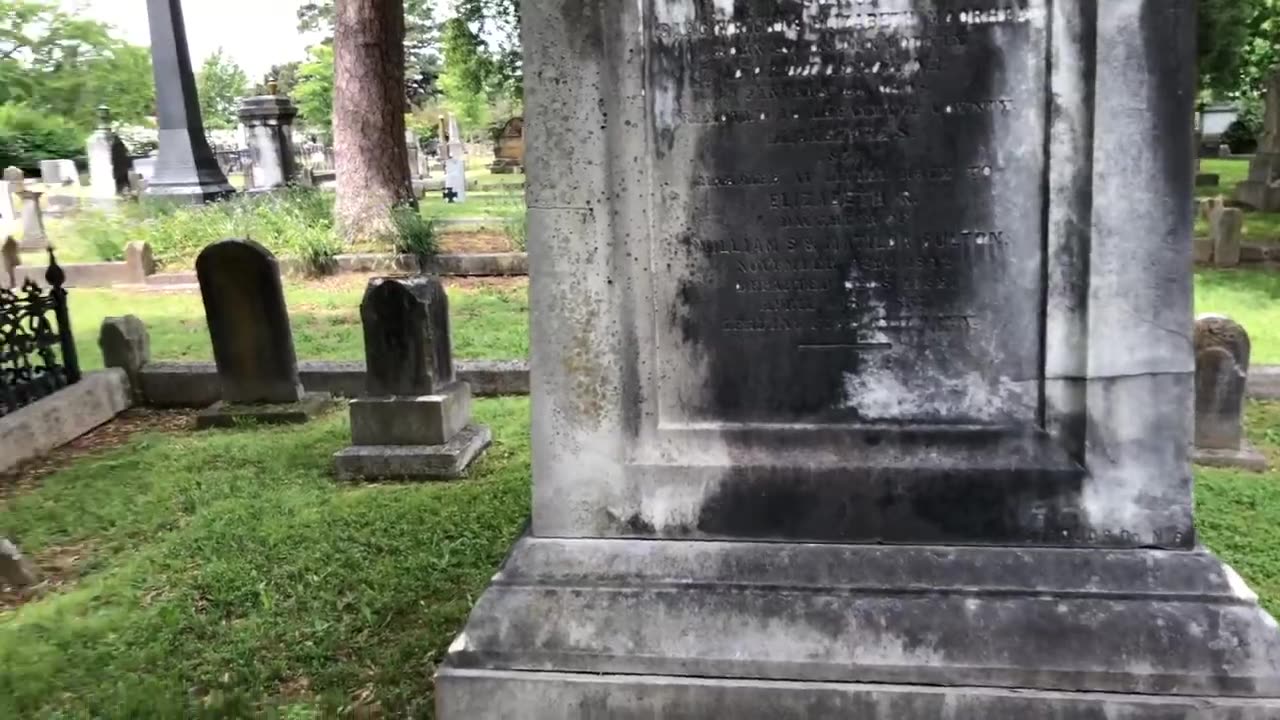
[439,231,514,254]
[0,408,195,505]
[0,539,95,611]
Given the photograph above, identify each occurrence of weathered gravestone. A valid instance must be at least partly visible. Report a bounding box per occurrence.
[194,239,329,428]
[1193,315,1266,471]
[0,538,37,589]
[1208,198,1244,267]
[333,277,491,480]
[436,1,1280,717]
[16,190,46,251]
[99,315,151,402]
[87,106,132,206]
[488,117,525,174]
[442,114,467,203]
[38,159,77,186]
[1,235,18,287]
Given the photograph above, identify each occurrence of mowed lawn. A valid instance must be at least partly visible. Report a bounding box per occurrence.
[68,275,529,371]
[3,395,1280,717]
[60,268,1280,368]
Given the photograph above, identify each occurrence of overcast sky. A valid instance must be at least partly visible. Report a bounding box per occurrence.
[73,0,323,80]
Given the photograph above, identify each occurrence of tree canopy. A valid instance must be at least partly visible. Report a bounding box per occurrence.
[0,0,154,129]
[297,0,440,106]
[196,49,250,130]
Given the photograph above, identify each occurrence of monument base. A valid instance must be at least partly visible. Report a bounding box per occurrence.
[1194,443,1269,472]
[333,423,491,480]
[195,392,333,429]
[436,537,1280,718]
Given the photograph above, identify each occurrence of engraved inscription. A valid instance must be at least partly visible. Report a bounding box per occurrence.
[652,0,1048,423]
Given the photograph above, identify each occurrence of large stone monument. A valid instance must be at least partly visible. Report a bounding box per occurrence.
[1235,65,1280,211]
[194,239,328,428]
[237,82,299,191]
[487,117,524,174]
[333,277,490,480]
[16,189,46,251]
[437,1,1280,717]
[87,106,132,207]
[143,0,234,203]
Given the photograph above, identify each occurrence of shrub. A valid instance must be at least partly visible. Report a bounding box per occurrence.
[504,214,527,251]
[66,187,340,270]
[391,206,438,262]
[0,104,84,172]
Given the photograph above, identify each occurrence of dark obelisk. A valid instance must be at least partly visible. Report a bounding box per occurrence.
[144,0,234,203]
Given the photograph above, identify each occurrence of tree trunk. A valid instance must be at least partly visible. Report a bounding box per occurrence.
[333,0,414,242]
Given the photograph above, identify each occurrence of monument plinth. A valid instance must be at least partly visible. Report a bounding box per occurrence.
[437,1,1280,717]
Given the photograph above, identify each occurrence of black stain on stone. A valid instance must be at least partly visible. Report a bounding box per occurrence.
[660,1,1015,424]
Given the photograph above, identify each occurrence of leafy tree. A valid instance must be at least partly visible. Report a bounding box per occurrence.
[196,48,250,130]
[0,0,154,129]
[253,62,302,96]
[447,0,521,101]
[297,0,440,106]
[1198,0,1254,99]
[295,45,335,136]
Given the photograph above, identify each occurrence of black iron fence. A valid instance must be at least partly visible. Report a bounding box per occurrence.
[0,252,80,417]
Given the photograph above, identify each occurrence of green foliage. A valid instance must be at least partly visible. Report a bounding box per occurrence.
[449,0,522,102]
[1198,0,1253,96]
[294,45,335,137]
[66,188,338,269]
[0,103,83,170]
[196,49,250,131]
[297,0,441,106]
[391,206,439,260]
[504,214,527,251]
[0,0,154,129]
[253,61,302,97]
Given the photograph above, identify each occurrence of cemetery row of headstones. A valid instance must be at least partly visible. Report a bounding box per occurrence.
[177,238,489,478]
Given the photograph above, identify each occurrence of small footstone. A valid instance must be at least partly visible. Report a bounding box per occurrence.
[333,424,492,481]
[196,392,333,429]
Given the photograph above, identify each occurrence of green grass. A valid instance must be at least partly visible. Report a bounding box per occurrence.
[1197,158,1250,198]
[0,397,531,717]
[6,394,1280,715]
[1196,401,1280,618]
[68,276,530,371]
[1195,268,1280,363]
[419,189,523,221]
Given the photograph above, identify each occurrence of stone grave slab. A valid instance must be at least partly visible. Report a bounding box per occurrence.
[333,276,488,480]
[194,239,330,428]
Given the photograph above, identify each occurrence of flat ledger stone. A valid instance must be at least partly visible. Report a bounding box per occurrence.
[195,392,333,429]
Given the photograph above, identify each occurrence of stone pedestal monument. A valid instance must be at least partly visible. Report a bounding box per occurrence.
[1235,66,1280,211]
[87,106,132,207]
[437,1,1280,717]
[143,0,234,203]
[16,190,46,251]
[333,277,491,480]
[237,82,299,191]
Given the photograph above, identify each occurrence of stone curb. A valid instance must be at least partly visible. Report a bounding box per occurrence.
[139,359,530,408]
[0,369,133,474]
